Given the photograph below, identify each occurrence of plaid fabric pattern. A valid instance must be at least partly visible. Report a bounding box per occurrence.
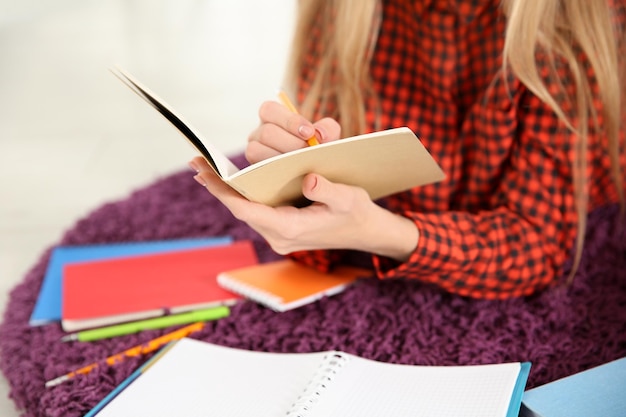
[290,0,625,298]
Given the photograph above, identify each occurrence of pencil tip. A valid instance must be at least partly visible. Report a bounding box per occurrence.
[60,334,76,342]
[45,375,67,388]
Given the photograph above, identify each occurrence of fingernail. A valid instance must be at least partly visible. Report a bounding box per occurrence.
[189,161,200,173]
[314,127,325,142]
[298,125,314,138]
[193,174,206,186]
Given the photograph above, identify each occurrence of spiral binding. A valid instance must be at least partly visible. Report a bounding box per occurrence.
[285,352,350,417]
[217,276,283,310]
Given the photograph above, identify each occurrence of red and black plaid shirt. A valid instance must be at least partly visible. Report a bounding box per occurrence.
[291,0,626,298]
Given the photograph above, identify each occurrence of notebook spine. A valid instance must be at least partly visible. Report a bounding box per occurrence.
[285,352,350,417]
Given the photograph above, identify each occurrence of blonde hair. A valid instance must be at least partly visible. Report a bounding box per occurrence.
[501,0,625,278]
[285,0,380,137]
[286,0,625,281]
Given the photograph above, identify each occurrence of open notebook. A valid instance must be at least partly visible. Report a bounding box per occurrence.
[111,67,445,207]
[88,338,530,417]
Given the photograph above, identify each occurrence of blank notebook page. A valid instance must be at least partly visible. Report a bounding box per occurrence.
[308,354,520,417]
[94,338,522,417]
[95,338,326,417]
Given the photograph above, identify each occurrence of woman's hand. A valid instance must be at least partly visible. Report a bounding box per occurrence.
[245,100,341,164]
[189,156,420,262]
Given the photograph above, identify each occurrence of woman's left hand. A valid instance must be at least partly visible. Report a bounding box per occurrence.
[188,156,419,261]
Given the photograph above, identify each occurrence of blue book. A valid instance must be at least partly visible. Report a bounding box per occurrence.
[29,237,232,326]
[521,357,626,417]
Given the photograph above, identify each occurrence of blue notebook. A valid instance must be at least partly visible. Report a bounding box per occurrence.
[29,237,232,326]
[521,357,626,417]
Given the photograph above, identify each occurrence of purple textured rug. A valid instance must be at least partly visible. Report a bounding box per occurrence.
[1,154,625,417]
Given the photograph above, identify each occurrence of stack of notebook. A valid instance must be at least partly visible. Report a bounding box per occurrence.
[30,237,256,331]
[30,236,370,333]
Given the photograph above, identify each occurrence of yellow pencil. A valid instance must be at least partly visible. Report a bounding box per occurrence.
[45,322,205,388]
[278,90,320,146]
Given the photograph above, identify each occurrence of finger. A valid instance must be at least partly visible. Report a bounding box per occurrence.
[302,173,370,211]
[312,117,342,143]
[301,173,342,207]
[259,101,315,140]
[191,156,301,247]
[194,168,251,215]
[245,140,281,164]
[189,156,212,173]
[248,123,304,156]
[196,167,289,236]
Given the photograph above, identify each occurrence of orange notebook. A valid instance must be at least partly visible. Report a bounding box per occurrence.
[62,240,258,332]
[217,259,370,312]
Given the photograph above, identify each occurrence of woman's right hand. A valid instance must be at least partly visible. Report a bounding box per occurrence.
[245,100,341,164]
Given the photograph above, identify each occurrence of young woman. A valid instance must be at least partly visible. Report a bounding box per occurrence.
[190,0,626,299]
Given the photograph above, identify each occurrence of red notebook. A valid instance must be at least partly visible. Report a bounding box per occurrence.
[61,240,258,331]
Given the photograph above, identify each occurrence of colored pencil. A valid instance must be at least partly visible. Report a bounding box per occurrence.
[278,90,320,146]
[45,321,206,388]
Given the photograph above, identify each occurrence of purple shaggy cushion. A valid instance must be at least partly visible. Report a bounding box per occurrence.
[1,154,625,417]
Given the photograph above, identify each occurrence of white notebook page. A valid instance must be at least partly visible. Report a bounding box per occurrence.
[95,338,326,417]
[309,354,520,417]
[94,338,521,417]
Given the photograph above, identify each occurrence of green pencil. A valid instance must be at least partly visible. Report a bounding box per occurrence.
[60,306,230,342]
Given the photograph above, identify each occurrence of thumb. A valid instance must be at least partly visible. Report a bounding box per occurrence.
[302,173,342,206]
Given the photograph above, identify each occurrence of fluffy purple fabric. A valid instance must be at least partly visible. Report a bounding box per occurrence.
[1,155,625,417]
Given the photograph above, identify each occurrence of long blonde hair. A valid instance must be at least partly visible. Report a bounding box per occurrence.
[502,0,625,278]
[286,0,625,279]
[285,0,380,137]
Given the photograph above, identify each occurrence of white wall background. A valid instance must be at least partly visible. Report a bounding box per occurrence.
[0,1,296,415]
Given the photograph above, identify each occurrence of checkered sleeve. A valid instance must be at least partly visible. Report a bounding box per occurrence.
[285,0,624,298]
[372,75,584,299]
[288,249,335,273]
[292,69,598,299]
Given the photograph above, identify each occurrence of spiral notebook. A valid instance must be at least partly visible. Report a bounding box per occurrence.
[217,259,370,312]
[88,337,531,417]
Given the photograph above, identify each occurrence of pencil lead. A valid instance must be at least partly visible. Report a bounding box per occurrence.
[60,334,77,343]
[45,375,68,388]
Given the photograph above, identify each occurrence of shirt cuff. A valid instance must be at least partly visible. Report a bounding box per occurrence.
[371,212,455,280]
